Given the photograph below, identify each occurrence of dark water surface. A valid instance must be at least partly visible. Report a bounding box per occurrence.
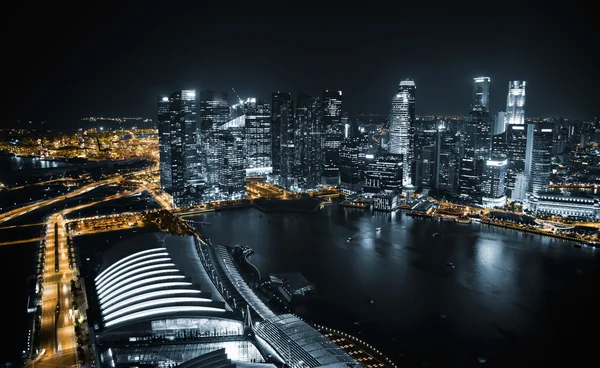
[192,205,600,367]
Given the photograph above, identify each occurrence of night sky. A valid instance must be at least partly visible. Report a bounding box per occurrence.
[5,2,598,127]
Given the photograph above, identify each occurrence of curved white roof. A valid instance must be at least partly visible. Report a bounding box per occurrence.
[95,246,226,329]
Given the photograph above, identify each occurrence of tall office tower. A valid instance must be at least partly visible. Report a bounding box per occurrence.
[339,124,368,194]
[158,97,172,191]
[389,79,416,188]
[215,130,246,199]
[504,80,528,201]
[271,92,294,188]
[322,90,343,185]
[505,124,528,200]
[525,123,554,194]
[437,128,460,192]
[459,77,492,199]
[244,99,271,172]
[199,91,230,185]
[295,92,323,190]
[473,77,491,112]
[494,111,506,135]
[552,118,570,155]
[505,81,526,126]
[157,90,198,207]
[414,123,439,188]
[363,153,403,192]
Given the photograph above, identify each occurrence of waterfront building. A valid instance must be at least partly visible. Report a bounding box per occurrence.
[321,90,343,185]
[525,122,554,194]
[271,92,294,188]
[414,122,439,189]
[157,89,199,207]
[339,127,368,194]
[525,191,600,221]
[363,153,402,192]
[92,233,359,368]
[373,192,399,211]
[482,132,509,208]
[389,80,416,189]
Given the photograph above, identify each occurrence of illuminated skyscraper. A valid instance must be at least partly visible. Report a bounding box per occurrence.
[295,92,323,190]
[322,90,343,185]
[505,81,526,126]
[243,99,271,172]
[504,81,528,201]
[525,123,554,194]
[271,92,294,188]
[473,77,491,112]
[389,79,416,187]
[157,89,198,207]
[199,91,230,185]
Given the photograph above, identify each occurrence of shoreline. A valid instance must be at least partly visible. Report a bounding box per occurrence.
[481,219,598,247]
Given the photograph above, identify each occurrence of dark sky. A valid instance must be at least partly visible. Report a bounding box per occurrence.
[4,1,598,127]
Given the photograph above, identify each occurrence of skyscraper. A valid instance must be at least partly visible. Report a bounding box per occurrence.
[322,90,343,185]
[295,92,323,190]
[244,99,271,172]
[460,77,492,199]
[473,77,491,112]
[504,81,528,201]
[389,79,416,188]
[505,81,526,126]
[271,92,294,188]
[525,122,554,194]
[199,91,230,185]
[157,89,198,207]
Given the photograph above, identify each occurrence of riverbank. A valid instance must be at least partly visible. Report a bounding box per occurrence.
[481,219,599,247]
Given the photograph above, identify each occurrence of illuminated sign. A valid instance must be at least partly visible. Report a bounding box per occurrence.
[162,97,169,102]
[365,154,375,159]
[486,159,508,167]
[541,129,552,132]
[511,126,525,130]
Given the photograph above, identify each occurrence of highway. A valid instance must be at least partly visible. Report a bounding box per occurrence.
[0,176,120,225]
[0,237,44,247]
[36,213,77,367]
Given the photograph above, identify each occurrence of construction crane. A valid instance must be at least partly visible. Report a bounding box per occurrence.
[231,88,243,104]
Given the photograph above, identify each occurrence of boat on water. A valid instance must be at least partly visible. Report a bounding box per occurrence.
[368,299,374,305]
[440,313,447,319]
[376,227,381,231]
[433,233,441,237]
[347,237,352,242]
[478,357,487,364]
[446,262,455,268]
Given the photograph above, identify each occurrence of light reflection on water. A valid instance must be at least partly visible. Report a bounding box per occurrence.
[194,204,600,366]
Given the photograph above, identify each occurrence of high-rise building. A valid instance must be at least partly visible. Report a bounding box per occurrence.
[199,91,230,185]
[493,111,506,135]
[506,124,528,201]
[473,77,491,112]
[244,99,271,172]
[460,77,492,199]
[525,122,554,194]
[271,92,294,188]
[157,89,198,207]
[216,130,246,197]
[389,79,416,188]
[322,90,343,185]
[437,128,460,192]
[505,81,526,126]
[504,81,528,201]
[295,92,323,190]
[339,124,368,194]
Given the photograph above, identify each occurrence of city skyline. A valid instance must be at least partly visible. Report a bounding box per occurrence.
[4,3,599,126]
